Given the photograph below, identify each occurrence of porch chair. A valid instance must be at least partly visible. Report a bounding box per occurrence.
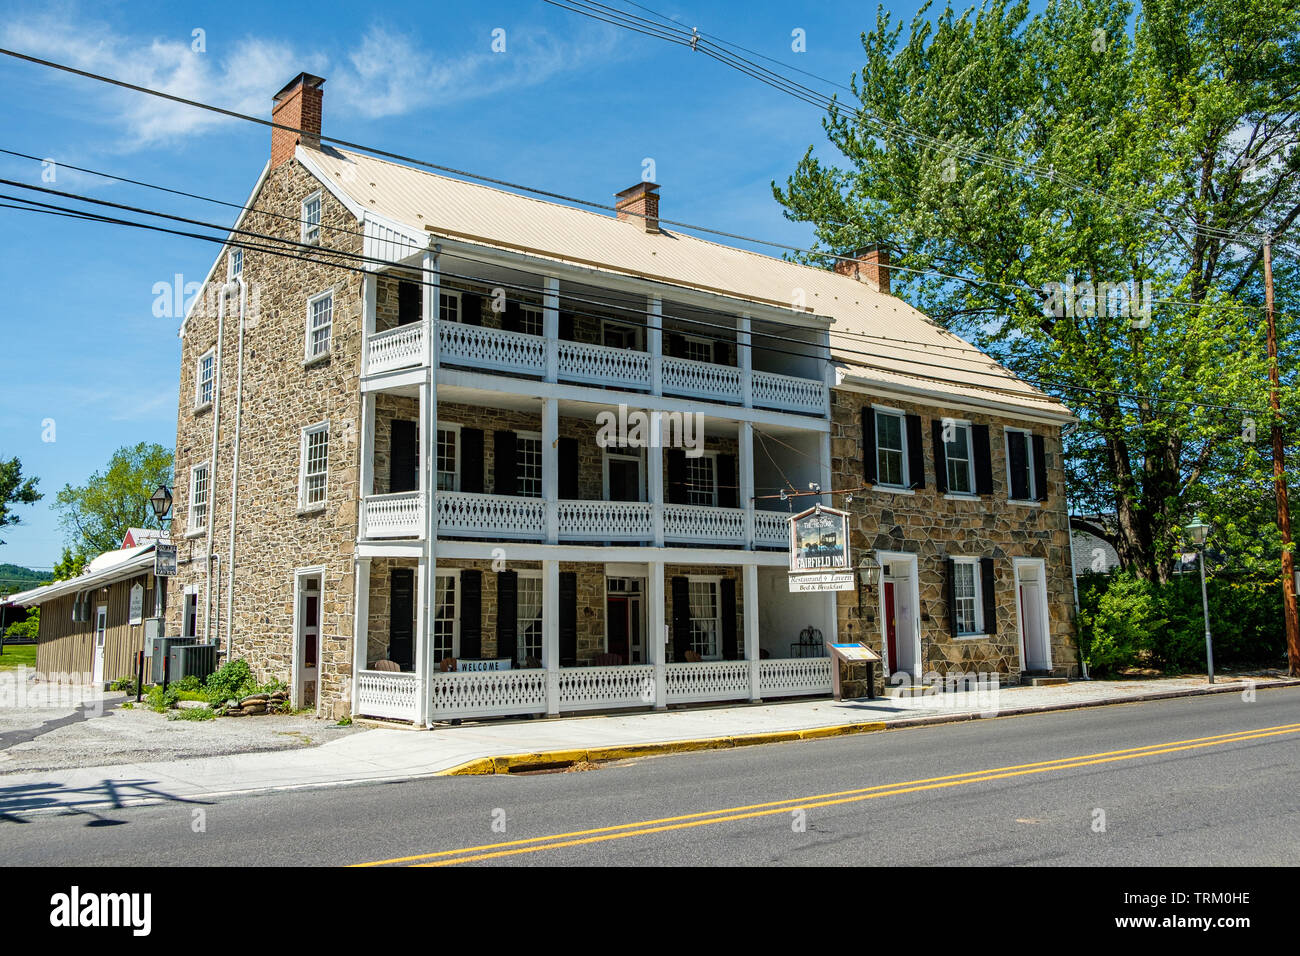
[439,656,458,673]
[372,659,401,672]
[591,652,623,666]
[684,650,702,663]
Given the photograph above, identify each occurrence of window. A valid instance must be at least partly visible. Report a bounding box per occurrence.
[195,348,215,409]
[519,306,543,337]
[1005,428,1036,501]
[945,422,974,494]
[300,422,329,509]
[301,192,321,244]
[228,247,243,279]
[188,464,209,534]
[876,410,907,487]
[683,335,712,364]
[685,454,717,506]
[436,427,458,491]
[517,574,543,665]
[182,590,198,638]
[432,573,457,660]
[517,433,542,498]
[953,560,982,636]
[439,291,459,323]
[602,321,641,350]
[304,291,333,361]
[688,578,721,659]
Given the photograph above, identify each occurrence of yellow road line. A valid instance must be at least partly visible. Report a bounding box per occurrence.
[353,721,1300,867]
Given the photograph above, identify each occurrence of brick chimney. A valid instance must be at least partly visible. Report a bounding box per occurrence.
[834,245,891,295]
[615,182,660,233]
[271,73,326,169]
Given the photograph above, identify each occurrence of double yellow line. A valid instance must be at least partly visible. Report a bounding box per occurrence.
[354,721,1300,866]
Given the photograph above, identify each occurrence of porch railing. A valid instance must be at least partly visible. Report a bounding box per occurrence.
[758,658,832,697]
[439,322,546,376]
[429,669,547,720]
[752,369,827,415]
[662,355,743,404]
[665,660,750,703]
[557,340,651,391]
[436,491,546,539]
[559,664,655,712]
[753,510,789,547]
[361,492,424,538]
[556,500,654,541]
[366,323,425,375]
[356,669,420,721]
[663,503,745,544]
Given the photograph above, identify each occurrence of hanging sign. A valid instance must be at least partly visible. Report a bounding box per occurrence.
[788,504,854,591]
[155,543,178,577]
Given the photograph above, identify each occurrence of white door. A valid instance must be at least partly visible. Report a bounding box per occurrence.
[93,604,108,684]
[1018,563,1051,671]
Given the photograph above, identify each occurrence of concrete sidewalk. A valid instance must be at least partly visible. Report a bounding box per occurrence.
[1,675,1293,818]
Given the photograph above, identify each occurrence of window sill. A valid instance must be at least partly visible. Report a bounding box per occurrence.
[873,485,915,496]
[184,527,205,540]
[943,492,978,501]
[193,402,212,415]
[954,632,992,641]
[297,504,327,516]
[303,352,331,369]
[1008,499,1042,507]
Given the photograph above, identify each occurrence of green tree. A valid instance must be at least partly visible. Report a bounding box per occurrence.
[4,607,39,642]
[51,547,88,582]
[54,443,173,560]
[773,0,1300,582]
[0,456,42,546]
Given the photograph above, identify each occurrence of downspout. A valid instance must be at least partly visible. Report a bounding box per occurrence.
[224,277,248,657]
[204,282,230,645]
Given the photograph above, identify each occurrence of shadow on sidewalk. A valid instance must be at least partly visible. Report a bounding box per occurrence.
[0,777,210,825]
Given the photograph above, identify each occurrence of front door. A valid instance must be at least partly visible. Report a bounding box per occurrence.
[1018,563,1050,671]
[297,574,321,708]
[93,604,108,684]
[389,568,414,670]
[607,596,630,662]
[883,582,898,671]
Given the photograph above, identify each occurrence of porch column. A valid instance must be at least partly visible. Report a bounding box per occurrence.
[648,296,663,396]
[358,392,376,537]
[745,562,761,702]
[648,559,667,710]
[542,397,558,544]
[739,313,752,408]
[413,555,428,727]
[419,246,441,726]
[544,276,559,383]
[351,557,371,715]
[543,559,560,716]
[648,432,664,547]
[819,430,833,510]
[361,273,377,374]
[740,421,755,549]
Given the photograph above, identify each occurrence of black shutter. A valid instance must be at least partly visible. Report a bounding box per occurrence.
[559,571,578,666]
[460,292,482,326]
[861,406,877,483]
[1031,434,1048,501]
[980,557,997,635]
[558,437,579,499]
[503,300,521,332]
[460,428,484,493]
[972,424,994,495]
[388,568,414,669]
[667,333,686,359]
[720,578,738,660]
[670,576,691,662]
[931,418,948,495]
[397,281,421,326]
[713,339,732,366]
[496,570,518,664]
[905,413,925,490]
[494,430,517,496]
[389,420,419,494]
[559,312,575,341]
[946,558,960,638]
[1008,431,1029,501]
[666,449,687,504]
[460,570,482,659]
[717,454,738,508]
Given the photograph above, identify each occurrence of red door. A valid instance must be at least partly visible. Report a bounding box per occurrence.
[884,581,898,671]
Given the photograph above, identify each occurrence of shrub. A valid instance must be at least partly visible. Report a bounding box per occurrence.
[175,674,202,693]
[145,683,179,713]
[204,659,253,703]
[166,706,215,721]
[110,676,140,695]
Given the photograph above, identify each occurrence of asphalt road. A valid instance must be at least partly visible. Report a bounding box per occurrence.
[2,687,1297,866]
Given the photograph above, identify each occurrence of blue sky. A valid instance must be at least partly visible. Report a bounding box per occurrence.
[0,0,969,570]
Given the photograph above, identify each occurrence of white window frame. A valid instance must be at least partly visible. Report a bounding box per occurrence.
[436,422,461,492]
[439,290,461,324]
[685,450,719,507]
[873,405,909,490]
[305,289,333,363]
[943,419,976,497]
[298,421,330,511]
[515,430,543,499]
[227,246,243,280]
[187,463,209,536]
[601,319,643,350]
[432,569,460,661]
[602,449,647,502]
[1004,427,1037,502]
[952,557,985,638]
[301,191,322,245]
[517,304,544,337]
[686,575,723,660]
[194,347,215,410]
[516,570,544,665]
[681,333,713,364]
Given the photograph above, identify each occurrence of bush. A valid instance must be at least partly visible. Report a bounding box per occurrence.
[204,659,253,703]
[166,706,215,721]
[175,674,202,693]
[110,676,140,694]
[145,683,179,713]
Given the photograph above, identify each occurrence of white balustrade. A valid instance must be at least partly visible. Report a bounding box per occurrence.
[662,356,743,403]
[362,492,424,539]
[439,322,546,376]
[557,500,653,541]
[559,664,655,712]
[754,510,789,547]
[557,340,651,391]
[666,660,750,703]
[436,492,546,540]
[365,324,425,375]
[663,504,745,544]
[429,669,547,719]
[759,658,833,697]
[751,369,827,415]
[356,670,420,721]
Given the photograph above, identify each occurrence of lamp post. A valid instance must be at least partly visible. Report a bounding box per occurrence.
[150,484,173,528]
[1185,519,1214,684]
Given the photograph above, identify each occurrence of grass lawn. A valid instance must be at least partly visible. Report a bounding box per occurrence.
[0,643,37,670]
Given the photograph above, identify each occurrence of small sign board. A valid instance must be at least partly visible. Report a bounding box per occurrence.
[154,543,178,577]
[826,641,881,701]
[129,583,144,625]
[789,504,851,574]
[828,641,881,662]
[789,573,856,593]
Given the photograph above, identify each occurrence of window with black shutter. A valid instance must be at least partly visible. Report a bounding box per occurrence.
[972,424,994,495]
[861,406,877,483]
[670,576,691,662]
[388,568,414,669]
[389,420,419,494]
[459,570,482,659]
[905,413,925,490]
[503,300,521,332]
[559,571,578,666]
[1006,430,1031,501]
[494,430,518,496]
[1031,434,1048,501]
[460,291,482,326]
[931,418,948,494]
[558,437,579,499]
[666,449,687,504]
[496,570,518,664]
[980,557,997,635]
[720,577,738,660]
[716,454,738,508]
[397,281,421,326]
[559,312,575,341]
[460,428,484,494]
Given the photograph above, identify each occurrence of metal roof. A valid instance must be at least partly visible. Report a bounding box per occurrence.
[6,544,156,607]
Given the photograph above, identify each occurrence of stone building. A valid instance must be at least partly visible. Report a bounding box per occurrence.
[166,72,1076,724]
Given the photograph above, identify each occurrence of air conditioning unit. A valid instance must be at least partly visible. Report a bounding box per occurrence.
[168,643,218,684]
[151,636,197,683]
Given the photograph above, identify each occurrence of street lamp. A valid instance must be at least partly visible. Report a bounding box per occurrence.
[1184,518,1215,684]
[857,553,880,590]
[150,484,173,527]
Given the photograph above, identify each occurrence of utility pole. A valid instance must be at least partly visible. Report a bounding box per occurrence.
[1264,236,1300,676]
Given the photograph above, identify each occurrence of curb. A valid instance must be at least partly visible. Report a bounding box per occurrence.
[438,677,1300,775]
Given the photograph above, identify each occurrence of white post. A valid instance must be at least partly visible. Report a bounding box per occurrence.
[648,296,663,396]
[739,313,752,408]
[740,421,755,549]
[359,392,376,537]
[413,556,427,727]
[543,559,560,716]
[544,276,559,383]
[745,562,761,702]
[362,273,377,375]
[419,246,440,726]
[542,397,559,544]
[352,557,370,716]
[649,415,664,547]
[648,559,667,709]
